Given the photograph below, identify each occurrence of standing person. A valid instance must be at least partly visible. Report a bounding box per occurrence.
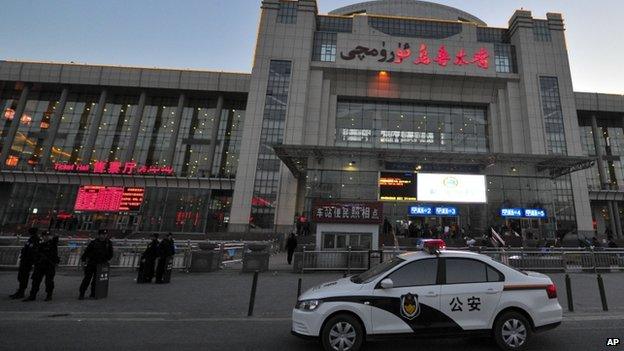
[286,233,298,265]
[79,230,113,300]
[155,233,175,284]
[10,228,40,299]
[24,231,59,302]
[140,234,160,283]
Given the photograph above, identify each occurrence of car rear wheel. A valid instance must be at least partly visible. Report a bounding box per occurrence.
[493,311,532,351]
[321,314,364,351]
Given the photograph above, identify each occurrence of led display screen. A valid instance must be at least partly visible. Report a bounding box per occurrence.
[379,172,417,201]
[74,186,145,212]
[417,173,487,203]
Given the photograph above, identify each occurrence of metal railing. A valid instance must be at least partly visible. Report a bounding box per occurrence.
[295,247,624,273]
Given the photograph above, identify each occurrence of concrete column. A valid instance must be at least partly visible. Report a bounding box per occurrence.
[205,95,224,177]
[164,93,186,166]
[613,201,623,239]
[607,202,618,239]
[82,89,108,163]
[124,91,147,162]
[0,84,30,167]
[591,114,609,188]
[39,87,70,169]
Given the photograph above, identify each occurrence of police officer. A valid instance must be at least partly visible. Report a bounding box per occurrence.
[9,227,40,299]
[155,233,175,283]
[79,230,113,300]
[140,234,160,283]
[24,231,59,302]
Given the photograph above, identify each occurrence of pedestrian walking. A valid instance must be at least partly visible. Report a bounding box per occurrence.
[79,230,113,299]
[139,234,160,283]
[9,227,40,299]
[23,231,59,302]
[286,232,297,265]
[155,233,175,283]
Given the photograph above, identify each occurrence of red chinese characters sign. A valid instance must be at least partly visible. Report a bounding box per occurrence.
[53,161,174,176]
[312,201,383,224]
[74,186,145,212]
[340,42,489,70]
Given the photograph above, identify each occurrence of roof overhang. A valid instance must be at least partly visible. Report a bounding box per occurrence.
[273,145,595,179]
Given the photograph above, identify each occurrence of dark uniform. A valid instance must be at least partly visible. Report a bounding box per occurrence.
[10,229,40,299]
[79,236,113,299]
[140,238,160,283]
[155,236,175,283]
[25,234,59,301]
[286,234,298,265]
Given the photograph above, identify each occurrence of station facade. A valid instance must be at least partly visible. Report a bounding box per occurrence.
[0,0,623,242]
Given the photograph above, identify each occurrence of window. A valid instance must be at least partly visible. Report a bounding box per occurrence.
[533,20,551,41]
[369,17,461,39]
[312,32,337,62]
[486,265,505,282]
[539,76,567,155]
[445,258,488,284]
[317,16,353,33]
[386,258,438,287]
[322,232,372,250]
[477,27,509,43]
[494,44,517,73]
[277,1,297,24]
[352,257,404,284]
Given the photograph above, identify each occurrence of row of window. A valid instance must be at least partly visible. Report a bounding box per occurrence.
[369,17,462,39]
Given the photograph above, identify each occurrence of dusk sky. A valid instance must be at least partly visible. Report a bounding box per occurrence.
[1,0,622,94]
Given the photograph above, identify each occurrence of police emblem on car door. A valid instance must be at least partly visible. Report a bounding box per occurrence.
[400,293,420,320]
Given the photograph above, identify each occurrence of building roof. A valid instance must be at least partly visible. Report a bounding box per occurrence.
[329,0,486,25]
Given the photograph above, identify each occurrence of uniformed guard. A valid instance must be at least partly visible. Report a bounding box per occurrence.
[139,234,160,283]
[9,227,40,299]
[155,233,175,283]
[23,231,59,301]
[79,229,113,299]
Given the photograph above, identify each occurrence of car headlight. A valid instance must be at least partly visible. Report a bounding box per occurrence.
[296,299,321,311]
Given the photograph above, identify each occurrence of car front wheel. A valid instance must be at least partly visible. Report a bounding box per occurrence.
[493,311,532,351]
[321,314,364,351]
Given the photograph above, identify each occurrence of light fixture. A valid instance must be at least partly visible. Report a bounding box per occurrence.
[348,160,356,167]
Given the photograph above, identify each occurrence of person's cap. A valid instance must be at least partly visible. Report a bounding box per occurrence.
[28,227,39,236]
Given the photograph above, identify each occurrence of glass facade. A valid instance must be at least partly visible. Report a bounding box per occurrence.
[277,1,297,24]
[533,20,552,41]
[251,60,292,229]
[91,94,138,163]
[368,17,462,39]
[210,102,246,178]
[539,77,567,155]
[336,100,488,153]
[0,86,23,158]
[476,27,509,43]
[317,15,353,33]
[174,97,217,177]
[494,44,517,73]
[312,32,337,62]
[134,96,179,165]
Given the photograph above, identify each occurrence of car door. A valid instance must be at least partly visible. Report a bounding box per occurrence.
[371,258,441,334]
[439,257,505,330]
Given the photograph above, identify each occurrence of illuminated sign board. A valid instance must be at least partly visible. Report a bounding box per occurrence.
[53,161,174,176]
[379,172,417,201]
[500,208,547,219]
[417,173,487,203]
[312,201,383,224]
[409,205,458,217]
[341,43,489,70]
[74,186,145,212]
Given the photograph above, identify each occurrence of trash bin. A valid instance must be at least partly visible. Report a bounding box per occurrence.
[189,243,221,272]
[94,263,110,299]
[242,244,270,273]
[161,257,173,283]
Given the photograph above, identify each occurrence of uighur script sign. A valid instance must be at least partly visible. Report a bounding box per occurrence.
[53,161,174,176]
[341,42,489,69]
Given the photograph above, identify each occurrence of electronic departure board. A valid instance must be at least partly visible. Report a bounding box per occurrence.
[74,186,145,212]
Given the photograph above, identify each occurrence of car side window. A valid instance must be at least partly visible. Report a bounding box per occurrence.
[386,258,438,288]
[486,265,504,282]
[445,258,488,284]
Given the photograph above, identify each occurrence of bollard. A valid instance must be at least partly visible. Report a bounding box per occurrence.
[367,250,372,270]
[565,273,574,312]
[248,271,259,317]
[347,246,352,276]
[597,273,609,311]
[297,277,302,299]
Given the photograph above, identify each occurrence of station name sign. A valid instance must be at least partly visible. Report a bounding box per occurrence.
[53,161,174,176]
[313,201,383,224]
[341,42,489,69]
[500,208,547,219]
[409,205,458,217]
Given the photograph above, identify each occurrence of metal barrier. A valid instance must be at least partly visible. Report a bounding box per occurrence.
[296,247,624,273]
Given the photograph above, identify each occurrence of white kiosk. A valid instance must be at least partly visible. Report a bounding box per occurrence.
[312,201,382,251]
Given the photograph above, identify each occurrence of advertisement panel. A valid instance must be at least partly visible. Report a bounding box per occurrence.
[379,172,417,201]
[417,173,487,203]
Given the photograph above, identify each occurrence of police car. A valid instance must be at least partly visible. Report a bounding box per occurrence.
[292,240,562,351]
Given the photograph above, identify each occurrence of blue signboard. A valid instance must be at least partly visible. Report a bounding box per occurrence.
[524,208,547,218]
[500,208,546,218]
[500,208,523,217]
[409,205,458,217]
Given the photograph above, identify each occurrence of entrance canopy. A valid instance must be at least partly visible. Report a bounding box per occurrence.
[273,145,595,179]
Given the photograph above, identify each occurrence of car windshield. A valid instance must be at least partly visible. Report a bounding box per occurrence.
[350,257,404,284]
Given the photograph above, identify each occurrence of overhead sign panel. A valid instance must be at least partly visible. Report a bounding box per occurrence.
[417,173,487,203]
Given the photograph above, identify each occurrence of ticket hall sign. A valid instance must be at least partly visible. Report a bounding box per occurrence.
[52,161,174,176]
[340,42,490,70]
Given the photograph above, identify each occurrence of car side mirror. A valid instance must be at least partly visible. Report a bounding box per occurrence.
[380,278,394,289]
